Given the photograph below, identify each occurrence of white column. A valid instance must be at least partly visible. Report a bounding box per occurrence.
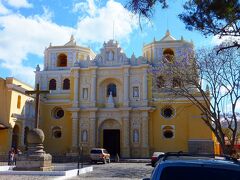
[141,116,149,148]
[73,70,79,107]
[72,112,79,150]
[123,67,129,107]
[91,68,97,106]
[57,75,61,93]
[142,68,148,103]
[90,118,96,148]
[122,117,130,157]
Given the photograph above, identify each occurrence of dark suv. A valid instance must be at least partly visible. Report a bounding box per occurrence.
[146,152,240,180]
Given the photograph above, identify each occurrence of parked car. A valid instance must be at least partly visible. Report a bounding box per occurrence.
[151,152,165,167]
[90,148,110,164]
[146,152,240,180]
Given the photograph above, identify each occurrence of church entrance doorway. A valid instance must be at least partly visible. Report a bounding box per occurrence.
[103,129,120,157]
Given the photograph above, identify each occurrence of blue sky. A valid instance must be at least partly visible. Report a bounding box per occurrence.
[0,0,218,85]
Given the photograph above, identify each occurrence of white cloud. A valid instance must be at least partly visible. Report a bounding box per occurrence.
[0,13,74,84]
[0,0,139,85]
[73,0,96,16]
[75,0,138,44]
[0,1,10,14]
[5,0,32,8]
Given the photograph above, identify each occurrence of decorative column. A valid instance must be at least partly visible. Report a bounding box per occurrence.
[123,67,130,107]
[122,116,130,157]
[142,68,148,105]
[89,111,97,148]
[91,68,97,107]
[73,70,79,107]
[57,75,61,93]
[71,112,79,152]
[141,112,149,157]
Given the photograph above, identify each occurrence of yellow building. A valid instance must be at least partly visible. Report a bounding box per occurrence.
[35,31,215,158]
[0,77,34,155]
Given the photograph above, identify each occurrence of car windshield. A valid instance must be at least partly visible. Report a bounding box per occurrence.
[90,150,102,154]
[160,166,239,180]
[103,150,108,154]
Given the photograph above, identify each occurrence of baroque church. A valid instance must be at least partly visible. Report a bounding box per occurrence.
[35,31,218,158]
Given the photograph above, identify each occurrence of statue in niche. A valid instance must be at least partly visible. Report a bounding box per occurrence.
[133,129,139,143]
[133,87,139,98]
[83,88,88,99]
[82,130,88,142]
[108,51,114,61]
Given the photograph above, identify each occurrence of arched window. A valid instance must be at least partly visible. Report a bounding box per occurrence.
[107,83,117,97]
[163,48,174,62]
[173,77,181,88]
[49,79,56,90]
[52,126,62,138]
[63,78,70,90]
[17,95,21,109]
[157,76,165,88]
[57,53,67,67]
[162,126,174,139]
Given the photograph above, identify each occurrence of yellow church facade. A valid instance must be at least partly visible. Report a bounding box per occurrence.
[35,32,217,158]
[0,77,34,156]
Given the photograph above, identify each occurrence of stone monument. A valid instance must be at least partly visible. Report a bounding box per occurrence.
[14,83,53,171]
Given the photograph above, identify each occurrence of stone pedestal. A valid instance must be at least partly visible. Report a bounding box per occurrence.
[14,128,53,171]
[14,154,52,171]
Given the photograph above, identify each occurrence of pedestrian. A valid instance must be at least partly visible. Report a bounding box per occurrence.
[8,148,15,165]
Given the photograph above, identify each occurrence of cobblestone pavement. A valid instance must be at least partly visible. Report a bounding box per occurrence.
[73,162,153,180]
[0,162,153,180]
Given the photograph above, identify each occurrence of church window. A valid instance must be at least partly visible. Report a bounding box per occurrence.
[173,77,181,88]
[81,130,88,142]
[133,129,139,143]
[52,126,62,138]
[163,48,174,62]
[52,107,64,119]
[49,79,56,90]
[161,106,175,119]
[133,87,139,98]
[157,76,165,88]
[82,88,88,99]
[57,53,67,67]
[17,95,21,109]
[107,83,117,97]
[162,126,174,139]
[63,78,70,90]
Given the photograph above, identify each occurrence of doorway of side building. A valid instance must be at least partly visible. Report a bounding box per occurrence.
[103,129,120,157]
[12,125,20,149]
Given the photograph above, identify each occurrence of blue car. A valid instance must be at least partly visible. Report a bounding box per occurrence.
[145,153,240,180]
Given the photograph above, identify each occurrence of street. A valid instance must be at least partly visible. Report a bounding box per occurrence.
[0,162,153,180]
[74,162,153,180]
